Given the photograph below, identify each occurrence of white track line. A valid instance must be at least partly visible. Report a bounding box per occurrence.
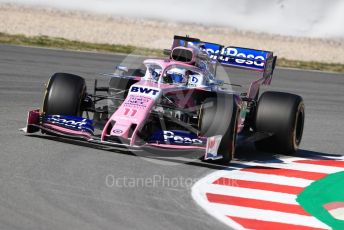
[198,184,298,204]
[240,161,344,174]
[213,170,314,188]
[191,183,246,230]
[191,157,339,229]
[210,203,331,229]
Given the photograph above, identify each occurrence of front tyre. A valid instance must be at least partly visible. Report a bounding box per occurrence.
[199,94,239,164]
[43,73,86,116]
[255,91,305,155]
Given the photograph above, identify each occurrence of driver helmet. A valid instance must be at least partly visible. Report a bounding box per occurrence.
[166,68,187,85]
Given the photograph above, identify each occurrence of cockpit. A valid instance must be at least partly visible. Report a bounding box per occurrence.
[163,67,189,85]
[144,62,204,87]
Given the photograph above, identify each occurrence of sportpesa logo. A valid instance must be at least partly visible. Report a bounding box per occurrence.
[45,115,93,133]
[183,41,268,68]
[46,115,88,129]
[222,48,265,66]
[204,47,266,67]
[163,131,203,145]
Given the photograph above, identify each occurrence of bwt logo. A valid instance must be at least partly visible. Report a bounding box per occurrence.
[131,87,160,96]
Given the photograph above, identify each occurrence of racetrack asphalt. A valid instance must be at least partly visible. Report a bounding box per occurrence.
[0,44,343,230]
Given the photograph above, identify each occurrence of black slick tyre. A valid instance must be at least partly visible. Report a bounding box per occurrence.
[199,94,239,164]
[43,73,86,116]
[255,91,305,155]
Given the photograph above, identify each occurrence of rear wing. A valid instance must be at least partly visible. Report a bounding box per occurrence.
[172,35,277,78]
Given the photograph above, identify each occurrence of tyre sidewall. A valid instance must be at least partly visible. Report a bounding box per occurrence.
[255,91,305,154]
[200,94,239,163]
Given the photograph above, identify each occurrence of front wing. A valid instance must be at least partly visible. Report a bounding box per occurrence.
[21,109,224,161]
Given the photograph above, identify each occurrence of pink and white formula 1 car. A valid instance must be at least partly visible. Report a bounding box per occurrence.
[22,36,305,164]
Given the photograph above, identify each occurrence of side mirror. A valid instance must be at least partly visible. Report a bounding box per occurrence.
[115,65,128,73]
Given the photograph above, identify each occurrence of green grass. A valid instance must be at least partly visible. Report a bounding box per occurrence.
[1,32,343,73]
[0,32,162,56]
[277,58,344,73]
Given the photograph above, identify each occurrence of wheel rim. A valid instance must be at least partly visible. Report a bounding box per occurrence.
[293,103,305,149]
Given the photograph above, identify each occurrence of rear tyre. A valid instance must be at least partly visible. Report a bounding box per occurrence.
[255,91,305,154]
[199,94,239,164]
[43,73,86,116]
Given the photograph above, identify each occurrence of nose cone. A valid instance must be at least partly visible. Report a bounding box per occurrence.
[101,83,161,145]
